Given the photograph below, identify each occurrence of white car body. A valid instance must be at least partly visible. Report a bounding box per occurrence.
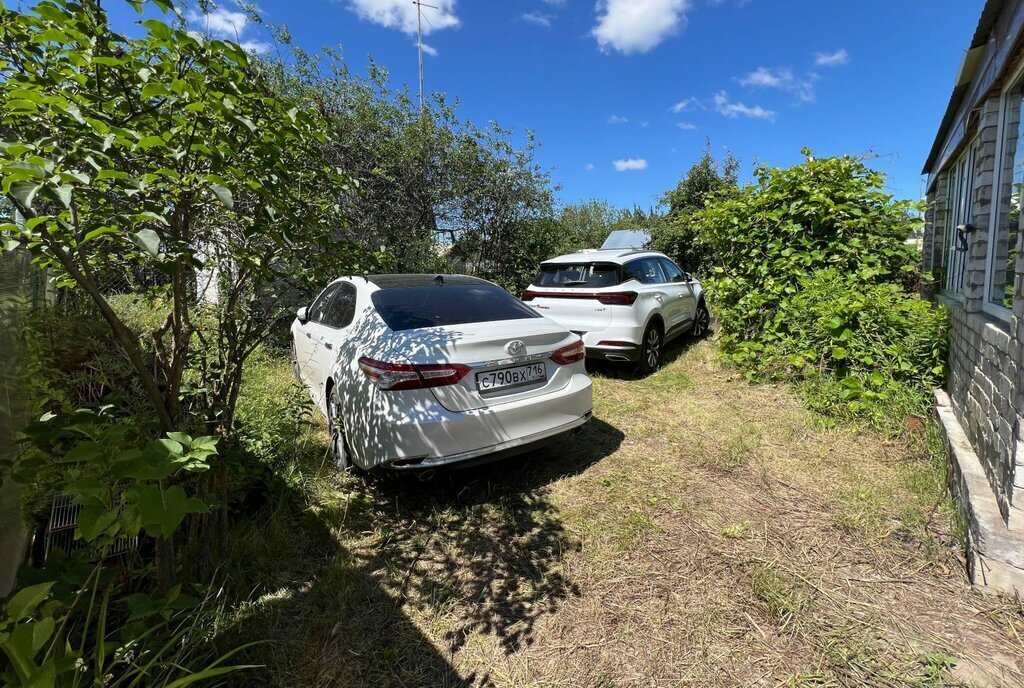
[291,274,593,471]
[521,249,708,368]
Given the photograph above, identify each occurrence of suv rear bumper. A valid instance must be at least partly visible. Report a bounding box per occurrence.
[575,328,644,363]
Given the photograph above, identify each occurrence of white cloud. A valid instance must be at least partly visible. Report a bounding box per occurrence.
[607,114,629,124]
[814,48,849,67]
[585,163,595,171]
[613,158,648,171]
[676,121,697,130]
[522,11,553,27]
[420,42,438,56]
[739,66,790,88]
[239,39,272,54]
[738,66,815,103]
[541,0,565,5]
[670,97,699,113]
[188,5,270,52]
[712,91,775,121]
[347,0,459,35]
[592,0,691,54]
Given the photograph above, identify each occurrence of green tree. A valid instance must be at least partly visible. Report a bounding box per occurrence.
[0,0,367,581]
[651,142,739,275]
[271,51,554,287]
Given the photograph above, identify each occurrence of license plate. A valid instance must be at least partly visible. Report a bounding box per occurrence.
[476,362,547,393]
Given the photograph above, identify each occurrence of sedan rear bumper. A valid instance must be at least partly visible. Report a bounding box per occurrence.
[357,372,594,470]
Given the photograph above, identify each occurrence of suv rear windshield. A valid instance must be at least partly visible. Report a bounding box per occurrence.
[533,262,621,288]
[371,283,542,331]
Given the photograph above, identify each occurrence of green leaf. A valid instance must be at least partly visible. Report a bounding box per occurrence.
[64,441,103,463]
[5,582,55,621]
[9,181,41,210]
[54,184,72,209]
[210,184,233,210]
[134,485,207,538]
[831,347,848,361]
[131,228,162,257]
[77,505,118,541]
[166,432,192,448]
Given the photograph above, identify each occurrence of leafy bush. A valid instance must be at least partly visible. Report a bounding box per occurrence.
[693,152,947,424]
[730,270,948,421]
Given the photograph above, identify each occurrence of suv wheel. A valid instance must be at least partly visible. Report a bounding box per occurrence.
[637,321,663,375]
[692,300,711,338]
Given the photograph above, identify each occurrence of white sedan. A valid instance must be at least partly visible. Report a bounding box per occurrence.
[291,274,593,472]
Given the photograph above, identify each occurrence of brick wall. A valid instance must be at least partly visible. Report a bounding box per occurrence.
[930,93,1024,528]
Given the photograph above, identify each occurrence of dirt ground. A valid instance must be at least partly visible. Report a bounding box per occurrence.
[228,338,1024,687]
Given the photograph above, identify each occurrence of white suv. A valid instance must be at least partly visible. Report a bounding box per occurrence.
[521,249,709,373]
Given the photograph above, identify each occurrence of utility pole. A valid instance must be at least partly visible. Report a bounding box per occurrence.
[412,0,437,112]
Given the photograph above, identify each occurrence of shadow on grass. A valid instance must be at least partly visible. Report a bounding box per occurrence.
[585,328,708,380]
[220,416,624,687]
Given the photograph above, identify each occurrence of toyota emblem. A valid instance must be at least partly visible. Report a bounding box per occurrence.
[505,340,527,357]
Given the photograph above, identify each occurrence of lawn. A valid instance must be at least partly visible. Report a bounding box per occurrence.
[221,338,1024,687]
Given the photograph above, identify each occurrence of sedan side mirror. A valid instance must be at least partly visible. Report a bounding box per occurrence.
[296,306,309,324]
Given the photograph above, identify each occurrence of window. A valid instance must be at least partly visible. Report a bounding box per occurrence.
[533,262,620,288]
[322,282,357,329]
[371,283,542,331]
[659,259,685,283]
[941,142,975,294]
[623,258,667,285]
[991,77,1024,312]
[308,283,341,324]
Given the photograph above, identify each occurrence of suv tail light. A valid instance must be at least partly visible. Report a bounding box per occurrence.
[520,290,638,305]
[358,357,470,391]
[596,291,638,306]
[551,340,586,365]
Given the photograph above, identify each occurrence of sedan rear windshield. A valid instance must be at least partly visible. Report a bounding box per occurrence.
[371,283,542,331]
[533,262,621,288]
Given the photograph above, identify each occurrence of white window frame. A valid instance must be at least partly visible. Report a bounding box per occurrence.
[983,57,1023,322]
[941,141,975,296]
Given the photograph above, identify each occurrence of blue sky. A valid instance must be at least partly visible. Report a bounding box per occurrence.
[109,0,984,209]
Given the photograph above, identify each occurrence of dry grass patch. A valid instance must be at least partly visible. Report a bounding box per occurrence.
[221,338,1024,687]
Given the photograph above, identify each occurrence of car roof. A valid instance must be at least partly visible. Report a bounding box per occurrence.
[364,274,492,289]
[541,249,668,265]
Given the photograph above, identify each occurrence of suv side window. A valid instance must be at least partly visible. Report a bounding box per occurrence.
[660,259,685,283]
[623,258,668,285]
[308,284,341,324]
[323,282,357,329]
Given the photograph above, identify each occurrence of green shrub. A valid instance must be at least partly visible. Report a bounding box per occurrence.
[693,152,947,424]
[732,270,948,422]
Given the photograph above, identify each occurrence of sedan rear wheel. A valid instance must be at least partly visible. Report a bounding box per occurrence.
[327,386,351,471]
[637,322,663,376]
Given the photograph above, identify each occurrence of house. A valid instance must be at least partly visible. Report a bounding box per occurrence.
[921,0,1024,594]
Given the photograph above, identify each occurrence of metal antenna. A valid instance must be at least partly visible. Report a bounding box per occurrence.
[412,0,438,112]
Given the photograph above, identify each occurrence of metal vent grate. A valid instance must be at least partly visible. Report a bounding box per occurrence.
[45,494,138,561]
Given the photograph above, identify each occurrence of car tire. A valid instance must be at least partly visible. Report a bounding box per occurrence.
[691,300,711,338]
[291,342,301,380]
[326,385,352,471]
[637,320,663,376]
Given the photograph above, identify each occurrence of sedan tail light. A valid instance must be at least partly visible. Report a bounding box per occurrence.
[521,290,538,301]
[358,357,470,391]
[551,340,586,365]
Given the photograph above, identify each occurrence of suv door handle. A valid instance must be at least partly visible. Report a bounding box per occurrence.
[323,342,333,350]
